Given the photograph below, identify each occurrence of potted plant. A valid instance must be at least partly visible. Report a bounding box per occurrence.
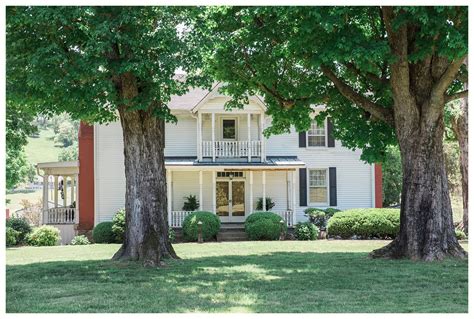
[304,208,327,239]
[256,197,275,211]
[182,195,200,211]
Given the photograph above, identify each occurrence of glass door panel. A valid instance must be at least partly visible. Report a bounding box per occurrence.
[231,181,245,217]
[216,181,229,217]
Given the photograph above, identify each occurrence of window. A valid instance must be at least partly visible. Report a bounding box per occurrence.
[307,120,326,147]
[309,169,328,204]
[222,119,237,140]
[217,171,244,178]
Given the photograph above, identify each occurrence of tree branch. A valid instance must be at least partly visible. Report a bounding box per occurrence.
[345,62,389,87]
[445,90,468,104]
[320,65,394,125]
[432,55,467,103]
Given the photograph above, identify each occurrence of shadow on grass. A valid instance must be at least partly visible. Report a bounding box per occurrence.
[6,251,468,313]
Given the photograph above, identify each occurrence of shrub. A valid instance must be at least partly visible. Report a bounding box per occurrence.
[455,229,467,240]
[169,227,176,242]
[305,209,327,229]
[93,222,116,243]
[182,211,220,242]
[6,216,32,244]
[328,208,400,239]
[6,227,20,247]
[27,226,61,246]
[245,211,286,240]
[112,208,126,242]
[324,208,341,218]
[70,235,91,245]
[294,222,319,240]
[256,197,276,211]
[182,195,199,211]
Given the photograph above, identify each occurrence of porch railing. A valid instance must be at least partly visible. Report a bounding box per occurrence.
[170,211,194,228]
[46,207,76,224]
[275,210,294,227]
[202,140,261,158]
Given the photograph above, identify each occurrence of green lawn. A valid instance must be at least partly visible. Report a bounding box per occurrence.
[6,241,468,313]
[25,127,63,164]
[6,189,43,212]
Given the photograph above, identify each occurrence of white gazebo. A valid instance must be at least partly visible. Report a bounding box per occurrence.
[37,161,79,244]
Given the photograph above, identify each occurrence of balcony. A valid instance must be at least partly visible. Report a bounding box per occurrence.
[201,140,262,159]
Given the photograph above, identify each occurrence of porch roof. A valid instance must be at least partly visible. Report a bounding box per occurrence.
[164,156,305,169]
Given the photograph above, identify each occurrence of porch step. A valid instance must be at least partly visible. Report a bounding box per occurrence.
[220,222,245,230]
[217,229,248,241]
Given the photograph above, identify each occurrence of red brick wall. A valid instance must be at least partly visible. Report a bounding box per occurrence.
[375,164,383,208]
[78,122,95,231]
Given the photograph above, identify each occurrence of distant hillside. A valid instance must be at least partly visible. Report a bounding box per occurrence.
[25,127,63,164]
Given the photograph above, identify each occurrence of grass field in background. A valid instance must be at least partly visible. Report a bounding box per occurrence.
[25,127,63,164]
[6,241,468,313]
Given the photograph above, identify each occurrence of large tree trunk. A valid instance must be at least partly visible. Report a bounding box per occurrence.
[112,73,178,266]
[371,99,467,260]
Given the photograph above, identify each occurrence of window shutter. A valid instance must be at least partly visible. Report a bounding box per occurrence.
[298,132,306,148]
[329,167,337,206]
[299,168,307,206]
[327,118,335,147]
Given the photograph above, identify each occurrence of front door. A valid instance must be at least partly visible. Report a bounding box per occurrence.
[216,180,245,222]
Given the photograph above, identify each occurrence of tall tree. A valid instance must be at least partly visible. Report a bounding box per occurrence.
[7,7,210,266]
[6,103,37,190]
[202,6,468,260]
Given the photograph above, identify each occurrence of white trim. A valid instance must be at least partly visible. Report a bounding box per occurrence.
[249,171,254,213]
[199,170,203,210]
[262,171,266,211]
[307,168,330,206]
[165,165,303,171]
[371,164,376,208]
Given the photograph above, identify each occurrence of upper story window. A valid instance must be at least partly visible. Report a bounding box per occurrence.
[309,169,328,204]
[222,118,237,140]
[307,120,326,147]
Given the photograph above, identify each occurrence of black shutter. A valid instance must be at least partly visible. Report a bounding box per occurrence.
[327,118,335,147]
[329,167,337,206]
[299,168,307,206]
[298,132,306,148]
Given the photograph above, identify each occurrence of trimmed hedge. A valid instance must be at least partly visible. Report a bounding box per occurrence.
[6,217,32,244]
[182,211,220,242]
[93,222,116,243]
[245,211,286,240]
[70,235,91,245]
[6,227,20,247]
[294,222,318,240]
[327,208,399,239]
[27,226,61,246]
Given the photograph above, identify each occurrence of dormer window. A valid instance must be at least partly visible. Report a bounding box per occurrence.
[307,120,326,147]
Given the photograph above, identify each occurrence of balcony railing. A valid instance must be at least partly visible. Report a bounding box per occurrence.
[170,211,194,228]
[202,140,262,158]
[46,207,76,224]
[275,210,294,227]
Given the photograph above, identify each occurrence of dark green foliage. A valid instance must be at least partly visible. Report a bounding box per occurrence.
[111,208,126,243]
[304,208,327,229]
[93,222,116,244]
[455,229,467,240]
[324,208,341,218]
[27,226,60,246]
[70,235,91,245]
[6,227,20,247]
[6,217,32,244]
[444,141,462,194]
[182,211,220,242]
[182,195,199,211]
[169,228,176,243]
[245,211,286,240]
[328,209,400,239]
[382,145,403,206]
[294,222,319,240]
[256,197,275,211]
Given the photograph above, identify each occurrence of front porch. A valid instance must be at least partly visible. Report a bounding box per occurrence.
[166,159,304,228]
[36,161,79,244]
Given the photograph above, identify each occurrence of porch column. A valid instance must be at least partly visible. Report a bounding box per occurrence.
[262,170,266,211]
[211,112,216,162]
[292,170,297,225]
[70,175,75,204]
[247,113,251,162]
[167,170,172,226]
[212,170,216,214]
[199,170,203,210]
[198,112,202,161]
[286,171,290,210]
[63,176,68,207]
[54,175,59,208]
[42,174,49,224]
[260,112,265,162]
[249,171,254,213]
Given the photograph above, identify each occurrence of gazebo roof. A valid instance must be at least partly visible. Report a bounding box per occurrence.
[36,161,79,175]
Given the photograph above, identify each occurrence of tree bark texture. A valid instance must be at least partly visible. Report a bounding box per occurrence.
[112,72,178,266]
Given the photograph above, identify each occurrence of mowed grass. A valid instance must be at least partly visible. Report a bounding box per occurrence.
[25,127,63,164]
[6,241,468,313]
